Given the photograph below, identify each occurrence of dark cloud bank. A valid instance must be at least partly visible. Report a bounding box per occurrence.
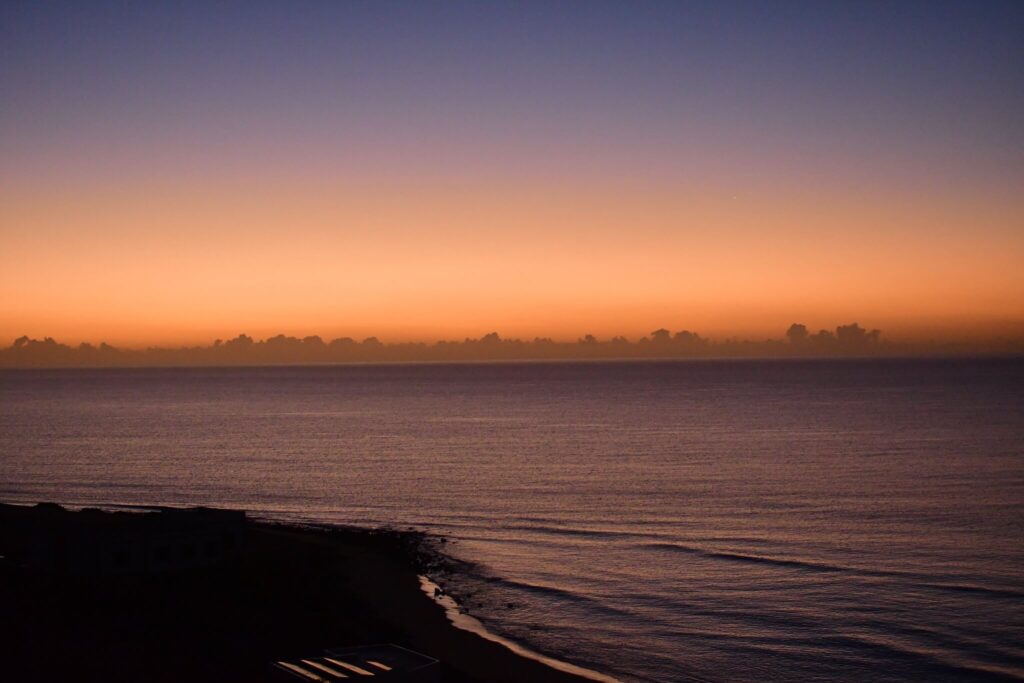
[2,324,1021,368]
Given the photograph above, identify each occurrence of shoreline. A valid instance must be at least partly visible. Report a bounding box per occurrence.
[417,575,620,683]
[0,502,613,683]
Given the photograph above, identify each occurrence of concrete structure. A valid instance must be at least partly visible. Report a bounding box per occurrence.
[272,644,440,683]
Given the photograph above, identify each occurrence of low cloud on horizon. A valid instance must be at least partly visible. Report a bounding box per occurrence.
[3,323,1022,368]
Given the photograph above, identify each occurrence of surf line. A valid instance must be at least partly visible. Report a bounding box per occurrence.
[418,575,620,683]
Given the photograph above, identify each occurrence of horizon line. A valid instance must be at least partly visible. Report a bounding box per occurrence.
[4,323,1024,370]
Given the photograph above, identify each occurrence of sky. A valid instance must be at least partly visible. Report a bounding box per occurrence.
[2,0,1022,346]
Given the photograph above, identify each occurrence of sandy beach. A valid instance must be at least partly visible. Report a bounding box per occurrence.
[0,503,601,683]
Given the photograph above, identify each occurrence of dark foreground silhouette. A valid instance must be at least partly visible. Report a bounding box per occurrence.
[0,503,594,683]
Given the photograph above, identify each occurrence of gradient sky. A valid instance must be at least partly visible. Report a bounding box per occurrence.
[2,0,1022,346]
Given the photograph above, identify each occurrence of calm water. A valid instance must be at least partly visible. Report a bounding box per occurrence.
[2,359,1023,682]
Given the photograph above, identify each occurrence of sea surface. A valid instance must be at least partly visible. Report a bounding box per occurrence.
[2,359,1023,682]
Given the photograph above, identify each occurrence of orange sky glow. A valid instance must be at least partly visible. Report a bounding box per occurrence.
[2,3,1022,349]
[3,175,1021,347]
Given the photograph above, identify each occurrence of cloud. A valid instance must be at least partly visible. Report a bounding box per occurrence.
[8,322,1016,368]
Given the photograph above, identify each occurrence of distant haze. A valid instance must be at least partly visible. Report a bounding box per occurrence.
[3,323,1022,368]
[2,2,1022,346]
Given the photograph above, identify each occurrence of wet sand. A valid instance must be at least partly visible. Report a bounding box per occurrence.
[0,503,602,683]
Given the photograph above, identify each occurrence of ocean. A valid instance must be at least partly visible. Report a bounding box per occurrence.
[1,359,1022,682]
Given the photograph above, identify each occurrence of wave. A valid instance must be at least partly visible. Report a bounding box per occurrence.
[476,575,638,620]
[497,523,663,541]
[418,575,623,683]
[817,633,1024,682]
[645,541,845,572]
[919,582,1024,601]
[643,543,1024,600]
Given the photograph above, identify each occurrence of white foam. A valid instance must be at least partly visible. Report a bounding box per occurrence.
[418,575,620,683]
